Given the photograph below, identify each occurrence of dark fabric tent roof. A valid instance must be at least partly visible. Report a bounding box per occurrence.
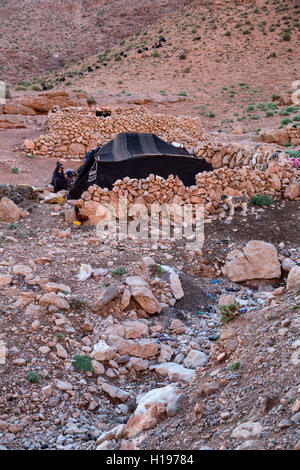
[68,133,212,200]
[95,132,193,162]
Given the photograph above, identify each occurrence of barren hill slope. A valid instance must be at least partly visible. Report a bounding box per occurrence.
[0,0,191,83]
[29,0,299,133]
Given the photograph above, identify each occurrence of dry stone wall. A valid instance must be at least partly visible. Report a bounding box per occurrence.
[74,159,299,222]
[25,106,207,158]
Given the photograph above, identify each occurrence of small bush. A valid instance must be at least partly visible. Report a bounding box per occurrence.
[219,300,239,325]
[27,371,40,383]
[286,150,300,159]
[87,96,96,106]
[251,194,273,206]
[271,94,280,101]
[229,362,240,371]
[179,53,187,60]
[11,167,19,174]
[281,118,292,126]
[282,32,291,41]
[112,266,126,275]
[72,355,93,373]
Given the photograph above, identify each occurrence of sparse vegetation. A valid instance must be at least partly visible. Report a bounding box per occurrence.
[112,266,127,275]
[27,371,40,383]
[219,300,239,325]
[251,194,273,207]
[72,355,93,373]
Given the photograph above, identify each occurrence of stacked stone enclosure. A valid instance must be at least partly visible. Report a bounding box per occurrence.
[25,106,299,221]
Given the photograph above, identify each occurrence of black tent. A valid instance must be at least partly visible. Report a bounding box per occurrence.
[68,132,212,200]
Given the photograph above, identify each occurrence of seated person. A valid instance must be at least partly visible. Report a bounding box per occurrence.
[51,162,68,192]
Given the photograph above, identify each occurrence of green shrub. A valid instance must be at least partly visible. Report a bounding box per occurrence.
[257,103,267,111]
[229,362,240,371]
[72,355,93,373]
[31,85,42,91]
[286,150,300,159]
[281,118,292,125]
[152,50,160,58]
[155,264,163,274]
[271,94,280,101]
[87,96,96,106]
[112,266,126,275]
[27,371,40,383]
[219,301,239,325]
[282,32,291,41]
[250,194,273,206]
[11,167,18,174]
[179,53,187,60]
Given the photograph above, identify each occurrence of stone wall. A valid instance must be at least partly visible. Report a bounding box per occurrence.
[195,141,284,170]
[25,106,207,158]
[73,160,299,223]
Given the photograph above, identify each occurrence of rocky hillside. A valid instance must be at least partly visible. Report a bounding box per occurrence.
[6,0,299,134]
[0,0,190,83]
[0,186,299,450]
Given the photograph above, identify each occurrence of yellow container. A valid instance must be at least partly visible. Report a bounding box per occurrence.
[73,221,81,227]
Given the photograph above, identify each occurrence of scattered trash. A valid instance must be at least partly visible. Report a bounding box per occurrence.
[153,334,176,342]
[208,334,220,341]
[44,193,66,205]
[207,293,214,299]
[240,307,247,314]
[211,279,221,284]
[77,264,93,281]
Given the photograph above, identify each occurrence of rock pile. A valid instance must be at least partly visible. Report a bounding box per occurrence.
[259,126,300,147]
[195,141,289,170]
[24,106,207,158]
[2,91,88,116]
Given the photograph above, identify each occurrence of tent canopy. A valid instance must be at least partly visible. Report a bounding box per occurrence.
[68,132,212,200]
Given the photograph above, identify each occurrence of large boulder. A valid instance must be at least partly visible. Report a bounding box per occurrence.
[124,385,184,438]
[3,102,36,115]
[91,285,120,313]
[258,128,290,145]
[0,197,27,223]
[154,362,195,383]
[18,91,80,114]
[91,340,116,362]
[125,276,161,314]
[287,266,300,291]
[284,180,300,200]
[222,240,281,282]
[106,335,159,358]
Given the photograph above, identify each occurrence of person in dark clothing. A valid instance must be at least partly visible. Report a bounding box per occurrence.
[66,170,74,189]
[51,162,68,192]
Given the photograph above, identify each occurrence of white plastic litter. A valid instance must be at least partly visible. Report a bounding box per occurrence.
[77,264,94,281]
